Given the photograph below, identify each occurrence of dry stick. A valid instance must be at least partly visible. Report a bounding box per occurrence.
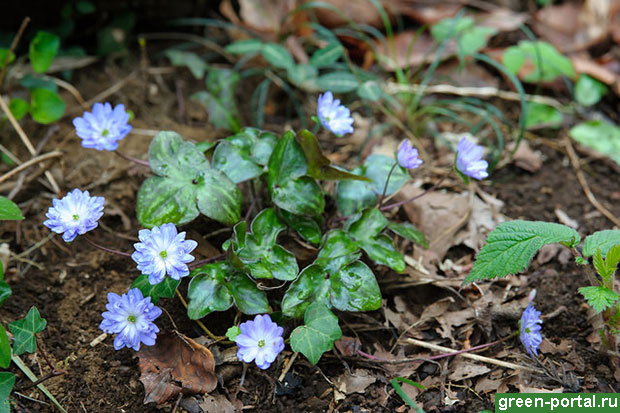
[0,17,30,90]
[563,135,620,228]
[174,289,219,340]
[0,151,62,184]
[405,338,543,373]
[39,75,87,109]
[278,352,299,382]
[0,96,61,194]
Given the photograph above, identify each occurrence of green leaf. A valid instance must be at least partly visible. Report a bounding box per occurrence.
[29,31,60,73]
[570,121,620,166]
[388,221,429,248]
[464,220,581,284]
[458,26,496,57]
[30,88,65,124]
[431,16,474,42]
[391,377,426,413]
[130,274,180,304]
[604,245,620,281]
[226,326,241,341]
[268,131,308,186]
[0,281,9,308]
[271,176,325,216]
[316,72,359,93]
[9,306,47,355]
[76,0,96,14]
[335,168,377,216]
[315,230,360,273]
[290,303,342,365]
[364,154,409,195]
[9,98,30,121]
[20,74,58,92]
[165,49,208,79]
[187,262,233,318]
[296,130,370,181]
[0,49,15,69]
[575,74,607,106]
[225,39,263,55]
[309,43,344,68]
[0,372,15,413]
[357,80,382,102]
[347,208,388,239]
[261,43,295,70]
[281,265,331,318]
[192,68,240,131]
[502,41,574,82]
[212,141,263,183]
[227,272,270,314]
[0,325,10,369]
[593,249,607,280]
[329,260,382,311]
[137,131,242,227]
[279,210,321,244]
[578,286,620,313]
[583,230,620,258]
[524,102,562,129]
[287,64,318,90]
[0,196,24,220]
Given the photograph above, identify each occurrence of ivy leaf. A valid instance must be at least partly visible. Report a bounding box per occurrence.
[29,31,60,73]
[192,68,240,132]
[0,372,15,413]
[583,230,620,258]
[290,303,342,365]
[131,274,180,304]
[0,325,10,369]
[578,286,620,313]
[9,306,46,355]
[388,221,429,248]
[464,221,581,284]
[137,131,242,227]
[0,196,24,220]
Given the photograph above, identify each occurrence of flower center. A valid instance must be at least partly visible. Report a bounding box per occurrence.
[525,327,531,334]
[72,214,79,221]
[159,250,168,258]
[127,315,136,323]
[258,339,265,348]
[101,128,110,137]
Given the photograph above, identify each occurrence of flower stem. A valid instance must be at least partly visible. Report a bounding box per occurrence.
[83,236,132,257]
[377,162,398,207]
[175,289,220,340]
[114,150,150,167]
[380,174,449,211]
[189,253,226,269]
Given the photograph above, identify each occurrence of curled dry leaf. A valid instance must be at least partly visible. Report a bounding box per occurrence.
[138,332,218,404]
[335,336,362,357]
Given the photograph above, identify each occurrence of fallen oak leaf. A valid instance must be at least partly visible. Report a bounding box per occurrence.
[138,332,217,404]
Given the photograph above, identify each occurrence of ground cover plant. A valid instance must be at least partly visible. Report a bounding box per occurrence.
[2,0,620,411]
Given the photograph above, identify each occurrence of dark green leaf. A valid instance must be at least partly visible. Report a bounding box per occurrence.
[268,131,307,186]
[187,262,233,319]
[583,230,620,257]
[0,325,10,369]
[227,272,269,314]
[388,221,429,248]
[347,208,388,239]
[579,286,620,313]
[20,74,58,92]
[0,49,15,69]
[137,176,199,227]
[316,72,358,93]
[329,261,382,311]
[281,265,331,318]
[0,281,9,308]
[315,230,360,273]
[29,31,60,73]
[310,43,344,68]
[575,74,607,106]
[0,372,15,412]
[279,210,321,244]
[76,1,96,14]
[30,88,65,124]
[290,303,342,365]
[364,154,409,195]
[131,274,180,304]
[335,170,377,216]
[196,168,244,226]
[261,43,295,70]
[192,68,240,131]
[0,196,24,220]
[165,50,208,79]
[271,176,324,216]
[9,98,29,121]
[9,306,46,355]
[225,39,263,55]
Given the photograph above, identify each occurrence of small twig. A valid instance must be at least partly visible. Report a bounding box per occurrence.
[0,17,30,90]
[405,338,543,373]
[38,75,87,108]
[564,135,620,228]
[0,96,60,194]
[278,352,299,382]
[0,150,62,184]
[83,236,132,258]
[114,150,150,167]
[171,393,183,413]
[189,253,226,269]
[175,289,219,340]
[76,70,139,113]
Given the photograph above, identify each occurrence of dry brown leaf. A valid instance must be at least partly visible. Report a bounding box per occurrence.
[335,369,376,395]
[509,140,543,173]
[312,0,393,28]
[375,31,457,71]
[455,192,505,253]
[395,2,461,25]
[198,394,237,413]
[448,359,491,381]
[138,332,218,404]
[335,336,362,357]
[435,308,475,341]
[479,8,527,32]
[475,374,502,394]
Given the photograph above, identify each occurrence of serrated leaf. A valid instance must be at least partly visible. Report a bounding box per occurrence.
[309,43,343,68]
[316,72,358,93]
[604,245,620,281]
[225,39,263,55]
[9,306,46,355]
[593,249,607,280]
[137,131,242,227]
[0,372,15,412]
[464,220,581,284]
[583,230,620,257]
[0,196,24,220]
[192,68,240,131]
[131,274,180,304]
[261,43,294,70]
[30,88,65,124]
[165,49,208,79]
[290,303,342,365]
[388,221,429,248]
[0,325,10,369]
[578,286,620,313]
[29,31,60,73]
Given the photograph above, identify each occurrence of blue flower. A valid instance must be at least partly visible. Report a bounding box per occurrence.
[455,137,488,180]
[73,102,132,151]
[397,141,423,169]
[235,314,284,370]
[132,223,198,285]
[317,91,354,136]
[99,288,162,351]
[519,303,543,357]
[43,189,104,242]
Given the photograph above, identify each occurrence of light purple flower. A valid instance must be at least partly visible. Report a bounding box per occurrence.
[235,314,284,370]
[73,102,132,151]
[132,223,198,285]
[397,141,423,170]
[99,288,162,351]
[455,137,488,180]
[519,303,543,357]
[43,188,104,242]
[317,91,354,136]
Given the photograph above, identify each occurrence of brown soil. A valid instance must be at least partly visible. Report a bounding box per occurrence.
[2,62,620,413]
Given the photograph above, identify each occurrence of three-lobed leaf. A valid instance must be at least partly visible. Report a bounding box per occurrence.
[9,306,46,355]
[578,286,620,313]
[464,220,580,284]
[290,303,342,365]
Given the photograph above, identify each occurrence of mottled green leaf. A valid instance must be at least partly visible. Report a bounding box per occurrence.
[268,131,307,186]
[187,262,233,319]
[279,210,321,244]
[261,43,295,70]
[316,72,358,93]
[227,272,269,314]
[357,80,382,102]
[271,176,324,216]
[225,39,263,55]
[213,141,263,183]
[575,74,607,106]
[287,64,318,90]
[329,260,382,312]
